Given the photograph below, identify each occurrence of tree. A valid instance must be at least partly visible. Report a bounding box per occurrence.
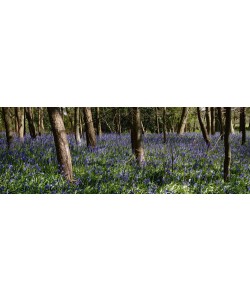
[163,107,167,143]
[217,107,224,140]
[47,107,73,181]
[131,108,145,165]
[210,107,215,135]
[205,107,211,135]
[2,107,14,148]
[83,107,96,148]
[177,107,189,134]
[96,107,102,136]
[155,108,160,134]
[224,107,231,181]
[15,107,24,142]
[25,107,36,139]
[197,108,210,147]
[38,107,44,136]
[240,107,246,145]
[74,107,81,145]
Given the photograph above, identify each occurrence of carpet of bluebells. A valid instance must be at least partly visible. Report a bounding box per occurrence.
[0,132,249,194]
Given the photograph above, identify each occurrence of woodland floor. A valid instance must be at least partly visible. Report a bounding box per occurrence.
[0,132,249,194]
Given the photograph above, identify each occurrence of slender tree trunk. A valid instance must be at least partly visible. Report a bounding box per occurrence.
[96,107,102,136]
[155,108,160,134]
[230,119,234,134]
[131,111,136,153]
[210,107,215,135]
[217,107,224,140]
[25,107,36,139]
[74,107,81,145]
[224,108,231,181]
[38,107,44,136]
[47,108,73,182]
[79,112,83,138]
[163,107,167,143]
[117,108,122,134]
[83,107,96,148]
[205,107,211,135]
[197,108,210,146]
[177,107,189,134]
[141,121,145,135]
[2,107,14,149]
[15,107,24,142]
[132,108,145,165]
[240,107,246,145]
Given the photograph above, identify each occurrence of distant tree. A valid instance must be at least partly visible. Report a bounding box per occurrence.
[197,108,210,147]
[25,107,36,139]
[38,107,44,136]
[131,108,145,165]
[96,107,102,136]
[177,107,189,134]
[83,107,96,148]
[224,107,231,181]
[217,107,224,140]
[74,107,81,145]
[205,107,211,135]
[2,107,14,148]
[210,107,215,135]
[163,107,167,143]
[15,107,24,142]
[47,107,73,182]
[240,107,246,145]
[155,108,160,134]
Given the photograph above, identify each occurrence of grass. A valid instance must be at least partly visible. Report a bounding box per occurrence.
[0,132,249,194]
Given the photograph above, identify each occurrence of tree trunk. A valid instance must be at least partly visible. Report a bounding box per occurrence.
[83,107,96,148]
[2,107,14,148]
[224,108,231,181]
[177,107,189,134]
[117,108,122,134]
[163,107,167,143]
[74,107,82,145]
[197,108,210,147]
[96,107,102,136]
[217,107,224,140]
[15,107,24,142]
[205,107,211,135]
[155,108,160,134]
[132,108,145,165]
[47,107,73,182]
[25,107,36,139]
[38,107,44,136]
[240,107,246,145]
[210,107,215,135]
[230,120,234,134]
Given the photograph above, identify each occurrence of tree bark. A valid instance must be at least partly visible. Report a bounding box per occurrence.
[47,107,73,182]
[224,107,231,181]
[163,107,167,143]
[205,107,211,135]
[177,107,189,134]
[2,107,14,148]
[210,107,215,135]
[83,107,96,148]
[217,107,224,140]
[25,107,36,139]
[15,107,24,142]
[240,107,246,145]
[131,108,145,165]
[96,107,102,136]
[197,108,210,147]
[74,107,82,145]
